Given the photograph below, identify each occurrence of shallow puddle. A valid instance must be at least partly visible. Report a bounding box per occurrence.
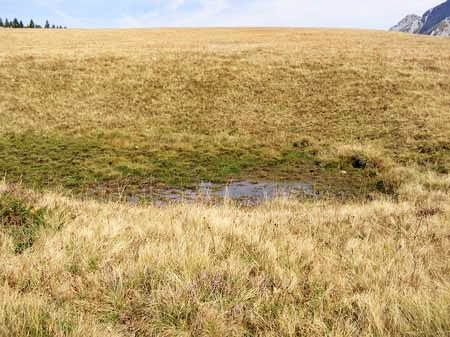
[128,181,315,204]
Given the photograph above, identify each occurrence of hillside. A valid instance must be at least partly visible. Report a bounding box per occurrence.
[1,29,450,199]
[0,29,450,337]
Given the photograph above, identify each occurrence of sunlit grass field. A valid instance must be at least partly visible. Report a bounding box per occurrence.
[0,29,450,336]
[1,174,450,336]
[1,28,450,197]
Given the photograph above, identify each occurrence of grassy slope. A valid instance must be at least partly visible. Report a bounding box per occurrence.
[1,29,450,197]
[1,176,449,337]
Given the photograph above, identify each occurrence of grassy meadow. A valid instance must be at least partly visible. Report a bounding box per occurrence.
[1,28,450,196]
[0,28,450,336]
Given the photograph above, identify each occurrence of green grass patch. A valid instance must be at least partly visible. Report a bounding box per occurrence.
[0,132,384,198]
[0,192,47,254]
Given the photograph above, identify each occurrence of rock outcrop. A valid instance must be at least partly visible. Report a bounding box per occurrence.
[390,15,423,33]
[429,17,450,36]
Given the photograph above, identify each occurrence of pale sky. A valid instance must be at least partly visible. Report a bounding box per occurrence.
[0,0,445,29]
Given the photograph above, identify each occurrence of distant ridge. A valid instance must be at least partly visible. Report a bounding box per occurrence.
[390,0,450,36]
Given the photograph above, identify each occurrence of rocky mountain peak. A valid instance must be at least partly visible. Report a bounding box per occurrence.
[390,0,450,36]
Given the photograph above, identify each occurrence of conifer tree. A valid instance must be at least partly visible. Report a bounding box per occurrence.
[0,17,65,29]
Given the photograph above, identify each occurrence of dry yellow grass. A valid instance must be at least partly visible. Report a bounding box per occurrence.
[0,29,450,146]
[1,28,449,141]
[1,174,449,336]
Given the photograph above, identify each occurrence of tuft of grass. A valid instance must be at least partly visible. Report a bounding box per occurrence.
[0,287,118,337]
[0,192,46,254]
[0,301,64,337]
